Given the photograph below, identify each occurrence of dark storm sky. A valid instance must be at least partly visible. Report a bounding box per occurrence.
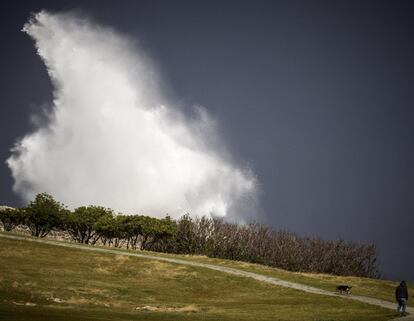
[1,0,413,281]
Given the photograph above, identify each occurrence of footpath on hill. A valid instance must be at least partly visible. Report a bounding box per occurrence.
[0,232,412,320]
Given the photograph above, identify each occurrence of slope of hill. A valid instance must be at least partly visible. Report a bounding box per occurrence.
[0,232,402,321]
[149,252,413,304]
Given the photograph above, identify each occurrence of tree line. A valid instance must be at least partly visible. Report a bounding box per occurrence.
[0,193,379,278]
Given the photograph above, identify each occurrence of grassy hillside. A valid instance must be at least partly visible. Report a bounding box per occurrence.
[147,252,412,303]
[0,233,399,321]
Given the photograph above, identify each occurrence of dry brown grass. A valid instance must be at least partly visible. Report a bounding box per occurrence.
[0,233,399,321]
[135,304,199,313]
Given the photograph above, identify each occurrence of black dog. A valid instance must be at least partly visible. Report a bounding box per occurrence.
[336,285,352,294]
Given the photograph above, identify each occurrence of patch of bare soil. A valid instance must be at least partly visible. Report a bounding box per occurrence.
[135,305,199,313]
[11,301,37,306]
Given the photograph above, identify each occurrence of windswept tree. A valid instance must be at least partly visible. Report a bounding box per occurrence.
[23,193,68,237]
[0,207,23,232]
[120,215,143,249]
[150,215,176,251]
[174,214,196,254]
[94,213,120,246]
[140,215,176,251]
[65,206,113,244]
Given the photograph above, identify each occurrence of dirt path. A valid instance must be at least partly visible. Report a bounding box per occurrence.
[1,232,412,318]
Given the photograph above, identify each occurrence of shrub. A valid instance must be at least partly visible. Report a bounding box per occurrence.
[0,207,23,231]
[65,206,113,244]
[23,193,69,237]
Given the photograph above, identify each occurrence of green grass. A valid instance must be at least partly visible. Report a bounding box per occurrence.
[143,251,412,303]
[0,233,400,321]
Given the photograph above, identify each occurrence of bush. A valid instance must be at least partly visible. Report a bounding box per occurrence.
[65,206,113,244]
[23,193,69,237]
[164,216,380,278]
[0,207,23,232]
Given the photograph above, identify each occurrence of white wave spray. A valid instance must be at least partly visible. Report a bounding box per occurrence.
[6,11,258,219]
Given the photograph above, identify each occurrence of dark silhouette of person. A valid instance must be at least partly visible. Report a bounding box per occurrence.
[396,280,409,316]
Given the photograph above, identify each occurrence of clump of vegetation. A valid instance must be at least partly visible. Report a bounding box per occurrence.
[169,216,379,278]
[65,206,113,244]
[0,193,380,278]
[0,206,23,231]
[22,193,69,237]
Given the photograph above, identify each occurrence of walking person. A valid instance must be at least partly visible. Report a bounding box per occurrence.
[396,280,409,316]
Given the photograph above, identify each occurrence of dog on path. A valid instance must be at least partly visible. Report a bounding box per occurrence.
[336,285,352,294]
